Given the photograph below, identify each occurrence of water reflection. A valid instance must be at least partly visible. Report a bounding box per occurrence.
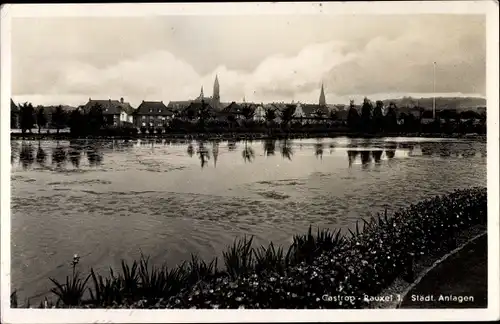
[68,142,83,168]
[347,150,359,167]
[212,141,219,168]
[11,142,20,165]
[280,140,293,161]
[36,142,47,167]
[348,150,386,168]
[314,142,324,159]
[385,149,396,159]
[12,138,485,173]
[187,143,194,157]
[227,141,237,152]
[329,143,335,154]
[360,151,372,168]
[197,141,210,168]
[242,141,255,163]
[372,150,383,164]
[87,145,103,167]
[52,145,67,168]
[263,139,276,157]
[19,142,35,170]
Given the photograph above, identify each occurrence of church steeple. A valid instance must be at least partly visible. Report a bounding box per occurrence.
[213,75,220,103]
[319,82,326,106]
[200,86,204,99]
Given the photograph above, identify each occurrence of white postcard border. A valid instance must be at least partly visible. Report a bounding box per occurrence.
[1,1,499,323]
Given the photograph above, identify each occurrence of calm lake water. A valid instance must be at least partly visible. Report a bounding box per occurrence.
[10,137,486,304]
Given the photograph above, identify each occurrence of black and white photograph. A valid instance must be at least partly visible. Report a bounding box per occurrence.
[1,2,499,323]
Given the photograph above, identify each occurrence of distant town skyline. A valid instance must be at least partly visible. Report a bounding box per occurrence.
[12,14,486,107]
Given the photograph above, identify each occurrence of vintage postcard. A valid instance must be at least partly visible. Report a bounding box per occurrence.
[1,1,499,323]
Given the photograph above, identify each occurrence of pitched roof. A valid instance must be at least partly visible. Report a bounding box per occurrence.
[222,102,243,114]
[183,101,217,115]
[83,99,134,115]
[135,101,171,116]
[300,104,329,117]
[167,101,192,110]
[120,103,135,115]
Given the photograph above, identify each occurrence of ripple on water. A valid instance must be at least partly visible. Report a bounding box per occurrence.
[9,138,486,305]
[48,179,112,186]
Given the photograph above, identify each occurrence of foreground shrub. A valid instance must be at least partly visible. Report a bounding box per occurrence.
[162,187,486,309]
[37,187,485,309]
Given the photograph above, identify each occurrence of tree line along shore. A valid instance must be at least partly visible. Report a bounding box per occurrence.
[12,97,486,139]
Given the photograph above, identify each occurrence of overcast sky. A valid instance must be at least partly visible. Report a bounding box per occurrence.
[11,14,485,107]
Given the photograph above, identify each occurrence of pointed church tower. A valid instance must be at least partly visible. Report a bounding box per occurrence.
[213,75,220,103]
[199,86,204,99]
[319,83,326,106]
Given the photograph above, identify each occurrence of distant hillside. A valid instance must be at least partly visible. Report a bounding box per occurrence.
[381,97,486,111]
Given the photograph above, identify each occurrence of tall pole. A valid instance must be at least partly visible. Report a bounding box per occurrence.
[433,61,436,119]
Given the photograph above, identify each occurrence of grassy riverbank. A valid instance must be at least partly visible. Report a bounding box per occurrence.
[11,187,487,309]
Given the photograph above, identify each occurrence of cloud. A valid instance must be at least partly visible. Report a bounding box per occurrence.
[11,15,486,107]
[13,40,357,106]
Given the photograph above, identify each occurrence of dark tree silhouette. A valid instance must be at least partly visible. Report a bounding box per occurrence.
[280,105,296,132]
[87,104,105,134]
[347,101,360,131]
[384,102,398,133]
[264,108,276,123]
[68,109,86,136]
[36,107,48,134]
[241,105,255,121]
[11,99,19,129]
[372,101,384,133]
[185,108,197,122]
[227,114,237,124]
[19,102,36,134]
[197,100,212,130]
[360,97,373,133]
[329,110,338,122]
[313,108,326,121]
[460,110,479,121]
[51,106,67,134]
[403,113,418,133]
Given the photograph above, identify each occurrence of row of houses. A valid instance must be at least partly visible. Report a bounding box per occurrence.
[78,97,340,129]
[12,96,485,130]
[80,98,484,129]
